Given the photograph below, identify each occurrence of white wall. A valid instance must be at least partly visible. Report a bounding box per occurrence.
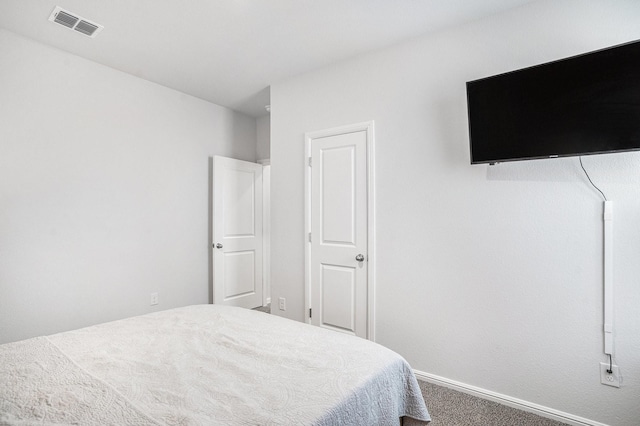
[0,29,256,344]
[256,114,271,161]
[270,1,640,424]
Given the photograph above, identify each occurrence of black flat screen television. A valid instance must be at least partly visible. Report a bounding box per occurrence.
[467,40,640,164]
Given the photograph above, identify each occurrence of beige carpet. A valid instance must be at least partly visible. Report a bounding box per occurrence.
[252,304,271,314]
[407,380,568,426]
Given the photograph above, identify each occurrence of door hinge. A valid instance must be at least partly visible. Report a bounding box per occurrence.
[309,308,312,318]
[308,232,312,242]
[308,157,312,167]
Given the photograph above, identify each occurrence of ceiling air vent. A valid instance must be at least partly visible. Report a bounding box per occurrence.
[52,10,78,28]
[48,6,103,38]
[74,20,99,36]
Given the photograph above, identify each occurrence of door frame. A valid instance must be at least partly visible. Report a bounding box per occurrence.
[258,159,271,307]
[304,121,376,341]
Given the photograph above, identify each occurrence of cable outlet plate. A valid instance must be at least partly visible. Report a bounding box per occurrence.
[600,362,620,387]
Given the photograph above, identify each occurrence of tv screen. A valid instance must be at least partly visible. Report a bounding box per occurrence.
[467,40,640,164]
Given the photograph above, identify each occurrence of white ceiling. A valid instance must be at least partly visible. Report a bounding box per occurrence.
[0,0,535,117]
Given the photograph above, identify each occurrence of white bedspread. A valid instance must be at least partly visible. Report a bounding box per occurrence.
[0,304,430,425]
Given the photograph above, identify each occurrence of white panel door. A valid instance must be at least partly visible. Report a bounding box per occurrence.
[213,156,263,309]
[309,130,368,338]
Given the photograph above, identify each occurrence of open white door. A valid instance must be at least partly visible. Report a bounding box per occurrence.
[213,156,263,309]
[305,122,375,340]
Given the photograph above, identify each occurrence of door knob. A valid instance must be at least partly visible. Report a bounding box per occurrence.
[355,254,365,262]
[215,243,223,249]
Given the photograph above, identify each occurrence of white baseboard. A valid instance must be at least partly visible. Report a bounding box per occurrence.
[413,370,607,426]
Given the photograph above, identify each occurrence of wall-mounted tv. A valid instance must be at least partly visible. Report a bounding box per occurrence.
[467,40,640,165]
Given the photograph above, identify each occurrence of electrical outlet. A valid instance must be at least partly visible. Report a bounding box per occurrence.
[278,297,286,311]
[600,362,620,388]
[150,292,159,306]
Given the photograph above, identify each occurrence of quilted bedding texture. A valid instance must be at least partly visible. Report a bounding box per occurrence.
[0,304,430,425]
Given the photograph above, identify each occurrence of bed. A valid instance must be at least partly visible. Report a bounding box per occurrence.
[0,304,430,425]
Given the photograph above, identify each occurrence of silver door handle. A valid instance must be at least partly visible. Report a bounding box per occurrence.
[355,254,365,262]
[215,243,223,249]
